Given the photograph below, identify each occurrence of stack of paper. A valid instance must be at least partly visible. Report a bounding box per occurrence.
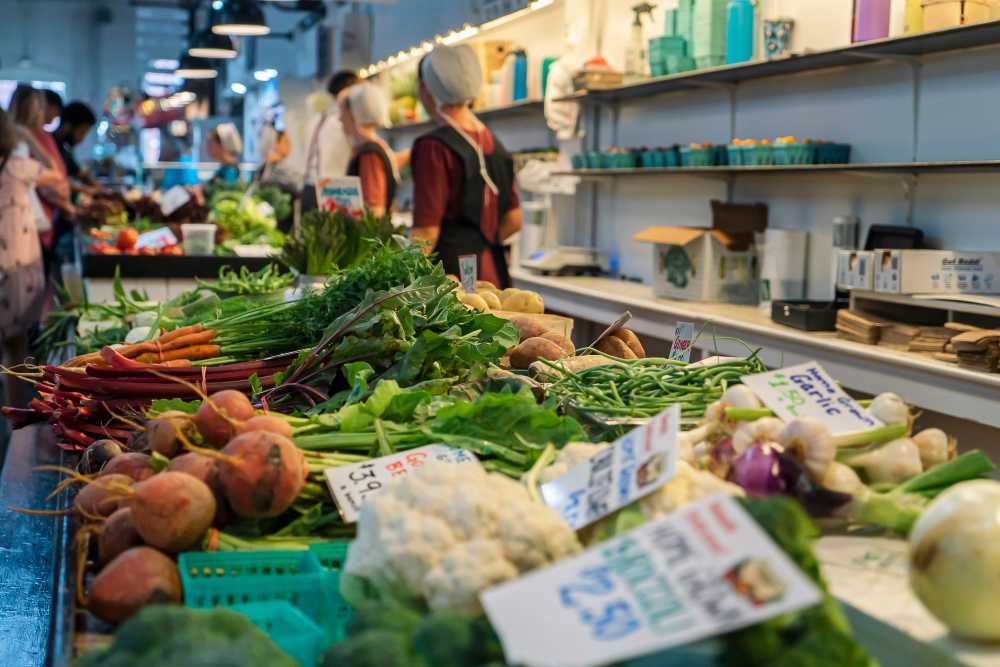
[950,330,1000,373]
[837,310,895,345]
[907,327,956,353]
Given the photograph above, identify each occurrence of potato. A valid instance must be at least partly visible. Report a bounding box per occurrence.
[540,331,575,356]
[502,290,544,314]
[460,293,489,312]
[596,336,637,359]
[510,337,565,369]
[478,290,502,310]
[500,288,523,301]
[508,315,549,342]
[611,328,645,359]
[475,280,499,294]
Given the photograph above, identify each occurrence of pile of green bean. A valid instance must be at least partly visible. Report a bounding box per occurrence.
[543,354,766,420]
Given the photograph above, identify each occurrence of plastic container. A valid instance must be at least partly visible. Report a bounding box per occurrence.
[659,147,681,167]
[815,143,852,164]
[713,145,729,166]
[692,0,729,68]
[181,223,217,256]
[773,143,817,165]
[744,144,774,165]
[639,151,658,168]
[726,0,755,64]
[512,51,528,101]
[571,154,586,169]
[666,54,697,74]
[854,0,892,42]
[680,146,716,167]
[232,601,328,667]
[727,145,745,166]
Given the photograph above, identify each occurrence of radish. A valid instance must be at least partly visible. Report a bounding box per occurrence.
[99,507,144,566]
[168,452,233,527]
[75,474,134,520]
[127,472,216,552]
[146,411,197,458]
[219,431,305,518]
[88,546,181,623]
[100,453,155,482]
[236,415,293,439]
[196,390,254,446]
[77,440,123,475]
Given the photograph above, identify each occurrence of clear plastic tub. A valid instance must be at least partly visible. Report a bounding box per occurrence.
[181,223,217,255]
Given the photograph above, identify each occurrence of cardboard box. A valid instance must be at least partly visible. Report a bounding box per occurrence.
[836,250,876,290]
[873,249,1000,294]
[635,226,759,303]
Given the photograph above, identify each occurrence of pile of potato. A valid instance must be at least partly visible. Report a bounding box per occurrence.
[595,328,645,359]
[456,280,545,315]
[505,315,575,370]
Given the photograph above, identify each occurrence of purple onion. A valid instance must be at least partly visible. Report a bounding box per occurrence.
[708,437,737,479]
[728,442,784,498]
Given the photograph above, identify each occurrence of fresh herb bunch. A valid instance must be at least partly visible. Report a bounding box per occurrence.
[278,208,398,277]
[196,264,293,297]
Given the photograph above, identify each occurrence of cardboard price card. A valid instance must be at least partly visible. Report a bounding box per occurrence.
[540,404,679,530]
[669,321,695,363]
[324,445,478,522]
[459,254,477,293]
[481,495,823,667]
[317,176,364,213]
[741,361,881,434]
[160,186,191,217]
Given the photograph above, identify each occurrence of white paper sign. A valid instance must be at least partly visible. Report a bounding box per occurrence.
[541,404,679,530]
[135,227,178,250]
[324,445,478,522]
[741,361,881,433]
[459,254,477,293]
[669,322,695,362]
[318,177,364,213]
[160,185,191,217]
[482,495,823,667]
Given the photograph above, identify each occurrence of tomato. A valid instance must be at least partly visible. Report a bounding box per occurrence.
[161,244,183,256]
[102,246,121,255]
[139,246,158,256]
[116,227,139,251]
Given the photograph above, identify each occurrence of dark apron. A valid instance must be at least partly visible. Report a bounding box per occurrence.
[347,142,398,213]
[413,125,515,288]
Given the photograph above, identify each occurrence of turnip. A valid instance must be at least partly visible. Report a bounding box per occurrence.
[236,415,294,439]
[126,472,217,553]
[88,546,181,623]
[146,410,197,458]
[75,474,134,520]
[77,440,123,475]
[168,452,233,527]
[100,452,155,482]
[99,507,144,566]
[219,431,305,518]
[196,390,254,446]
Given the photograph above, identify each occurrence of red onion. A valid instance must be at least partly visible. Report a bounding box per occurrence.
[728,442,784,498]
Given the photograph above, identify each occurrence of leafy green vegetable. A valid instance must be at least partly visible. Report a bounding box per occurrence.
[73,605,298,667]
[197,265,293,297]
[279,208,398,277]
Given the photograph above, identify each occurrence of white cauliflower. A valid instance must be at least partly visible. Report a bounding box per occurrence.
[537,442,609,484]
[639,461,744,519]
[343,461,582,613]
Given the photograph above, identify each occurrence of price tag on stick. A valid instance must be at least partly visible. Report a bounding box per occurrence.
[458,254,478,293]
[669,321,695,362]
[540,404,680,530]
[324,445,479,522]
[481,495,823,667]
[317,176,365,213]
[741,361,882,434]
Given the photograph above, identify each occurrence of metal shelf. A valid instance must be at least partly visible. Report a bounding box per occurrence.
[511,270,1000,428]
[386,98,544,134]
[555,160,1000,179]
[558,20,1000,105]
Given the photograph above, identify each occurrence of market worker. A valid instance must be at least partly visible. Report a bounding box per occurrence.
[54,101,100,195]
[0,107,66,408]
[411,45,521,288]
[339,82,399,217]
[205,122,243,186]
[301,70,360,213]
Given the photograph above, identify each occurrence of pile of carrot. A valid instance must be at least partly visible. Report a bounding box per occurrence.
[65,324,222,368]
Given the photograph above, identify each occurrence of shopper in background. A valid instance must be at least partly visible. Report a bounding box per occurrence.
[411,45,522,288]
[42,90,63,128]
[339,82,399,217]
[205,122,243,186]
[0,107,65,408]
[54,101,99,194]
[300,70,360,213]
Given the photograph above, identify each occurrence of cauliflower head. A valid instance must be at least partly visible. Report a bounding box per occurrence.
[639,461,744,519]
[343,461,581,613]
[537,442,609,485]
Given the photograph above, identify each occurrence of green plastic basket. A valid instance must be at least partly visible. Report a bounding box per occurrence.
[178,550,349,642]
[309,541,350,571]
[308,542,353,641]
[232,601,328,667]
[745,144,775,166]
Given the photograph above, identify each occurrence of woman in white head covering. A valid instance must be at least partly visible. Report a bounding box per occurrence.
[410,44,522,288]
[338,82,399,217]
[205,122,243,185]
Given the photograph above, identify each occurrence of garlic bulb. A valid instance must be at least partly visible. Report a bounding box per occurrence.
[721,385,761,410]
[912,428,950,469]
[910,480,1000,640]
[845,438,922,484]
[870,392,909,426]
[821,462,869,498]
[778,418,834,479]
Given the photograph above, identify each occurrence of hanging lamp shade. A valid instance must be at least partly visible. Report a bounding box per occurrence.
[175,54,218,79]
[212,0,270,36]
[189,30,237,59]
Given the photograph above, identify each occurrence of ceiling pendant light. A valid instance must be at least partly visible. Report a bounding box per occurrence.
[175,54,218,79]
[212,0,270,37]
[189,30,238,59]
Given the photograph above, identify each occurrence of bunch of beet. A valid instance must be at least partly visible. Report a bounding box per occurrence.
[57,388,305,624]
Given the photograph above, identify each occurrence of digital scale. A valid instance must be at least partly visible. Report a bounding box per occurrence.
[520,246,609,276]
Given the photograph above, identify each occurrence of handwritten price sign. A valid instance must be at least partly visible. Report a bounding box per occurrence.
[669,322,695,362]
[459,254,478,294]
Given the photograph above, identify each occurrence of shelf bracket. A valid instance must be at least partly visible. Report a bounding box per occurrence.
[902,174,918,226]
[843,50,922,67]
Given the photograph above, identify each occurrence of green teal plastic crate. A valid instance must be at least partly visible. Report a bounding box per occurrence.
[308,542,353,641]
[773,143,818,165]
[680,146,716,167]
[232,601,328,667]
[816,143,852,164]
[178,550,348,643]
[745,144,775,165]
[692,0,728,69]
[727,145,746,165]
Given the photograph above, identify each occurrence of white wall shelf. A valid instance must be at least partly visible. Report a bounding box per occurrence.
[555,160,1000,179]
[387,98,544,135]
[512,270,1000,428]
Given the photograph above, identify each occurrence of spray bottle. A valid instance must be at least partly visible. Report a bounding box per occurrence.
[625,2,657,80]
